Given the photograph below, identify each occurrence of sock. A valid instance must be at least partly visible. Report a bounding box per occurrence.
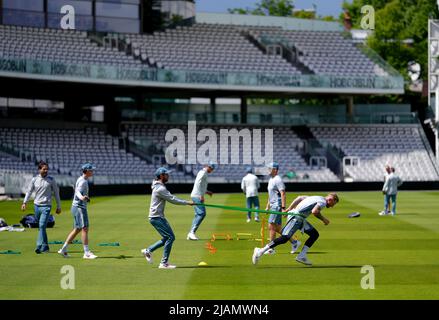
[83,245,89,253]
[61,243,69,252]
[299,245,310,257]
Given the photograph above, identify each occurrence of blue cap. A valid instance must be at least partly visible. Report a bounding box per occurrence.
[246,166,253,173]
[81,163,96,171]
[207,161,217,170]
[267,162,279,170]
[155,167,172,177]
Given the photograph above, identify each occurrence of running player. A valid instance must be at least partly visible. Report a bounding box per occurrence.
[252,193,339,266]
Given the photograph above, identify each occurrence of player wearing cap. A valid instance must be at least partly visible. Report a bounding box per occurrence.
[252,193,339,266]
[58,163,97,259]
[241,167,260,223]
[21,161,61,254]
[265,162,300,255]
[187,161,217,241]
[141,167,194,269]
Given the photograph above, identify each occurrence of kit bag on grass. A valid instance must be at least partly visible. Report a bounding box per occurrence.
[20,214,55,228]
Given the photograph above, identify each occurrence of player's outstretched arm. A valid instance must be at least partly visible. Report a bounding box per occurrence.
[312,205,330,225]
[159,188,191,206]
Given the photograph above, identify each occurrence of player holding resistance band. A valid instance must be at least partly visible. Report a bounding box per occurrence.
[252,193,339,266]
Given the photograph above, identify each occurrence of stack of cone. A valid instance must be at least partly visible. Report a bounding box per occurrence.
[205,242,217,254]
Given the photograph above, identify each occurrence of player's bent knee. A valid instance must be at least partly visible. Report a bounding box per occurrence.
[166,236,175,244]
[310,229,319,240]
[274,235,290,245]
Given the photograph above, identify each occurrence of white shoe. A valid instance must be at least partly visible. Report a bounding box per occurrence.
[296,255,312,266]
[264,248,275,255]
[187,232,199,241]
[255,218,260,222]
[83,252,98,259]
[57,249,69,258]
[290,240,302,254]
[252,248,261,265]
[141,249,153,264]
[158,263,176,269]
[246,218,251,223]
[378,211,388,216]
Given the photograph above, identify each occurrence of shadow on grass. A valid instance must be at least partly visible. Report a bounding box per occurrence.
[176,265,233,269]
[260,265,367,269]
[97,255,134,259]
[278,251,327,255]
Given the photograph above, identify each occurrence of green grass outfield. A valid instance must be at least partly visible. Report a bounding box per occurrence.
[1,191,439,300]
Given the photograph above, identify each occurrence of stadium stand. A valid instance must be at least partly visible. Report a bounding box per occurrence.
[246,27,388,76]
[0,127,156,184]
[118,22,387,77]
[0,24,141,67]
[0,150,35,173]
[123,123,340,183]
[0,17,433,186]
[3,122,436,184]
[310,125,439,181]
[122,23,302,73]
[0,19,396,83]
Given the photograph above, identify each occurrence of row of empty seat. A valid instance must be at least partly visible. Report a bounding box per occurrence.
[0,24,141,67]
[123,23,301,74]
[310,125,439,181]
[0,127,156,184]
[123,123,340,183]
[247,27,387,76]
[1,22,392,80]
[2,123,438,184]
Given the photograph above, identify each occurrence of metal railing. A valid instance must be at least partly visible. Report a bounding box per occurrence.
[357,44,401,77]
[121,110,418,125]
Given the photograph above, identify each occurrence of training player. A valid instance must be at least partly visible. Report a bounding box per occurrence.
[265,162,300,255]
[241,166,260,223]
[141,167,194,269]
[58,163,97,259]
[379,164,392,215]
[380,167,403,216]
[253,193,339,266]
[187,161,216,240]
[22,161,61,254]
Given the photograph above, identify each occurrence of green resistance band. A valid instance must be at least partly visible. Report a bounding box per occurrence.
[99,243,120,247]
[0,250,21,254]
[200,203,307,219]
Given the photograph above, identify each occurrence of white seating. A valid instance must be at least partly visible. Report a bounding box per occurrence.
[310,125,439,181]
[0,127,156,183]
[123,123,340,183]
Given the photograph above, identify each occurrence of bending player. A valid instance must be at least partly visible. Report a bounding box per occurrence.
[142,167,194,269]
[252,193,339,266]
